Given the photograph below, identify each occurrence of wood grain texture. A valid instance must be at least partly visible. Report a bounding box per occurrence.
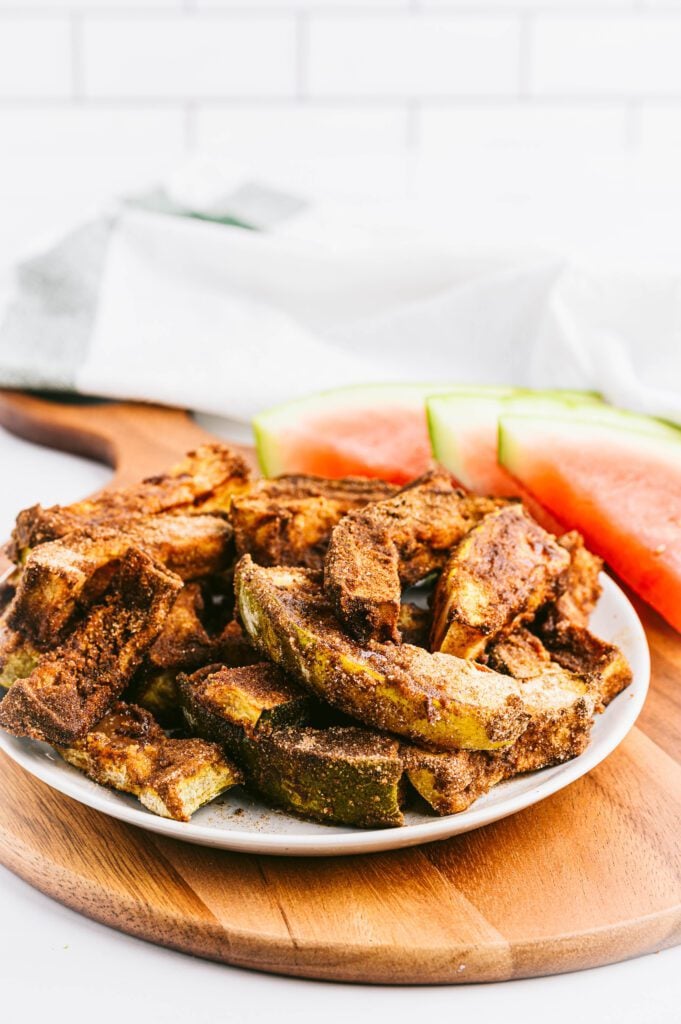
[0,388,679,985]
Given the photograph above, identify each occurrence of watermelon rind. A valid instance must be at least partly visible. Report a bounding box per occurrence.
[254,382,530,478]
[254,383,452,476]
[427,388,603,487]
[498,402,681,478]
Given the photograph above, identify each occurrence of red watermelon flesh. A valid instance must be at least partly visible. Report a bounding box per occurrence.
[427,390,601,531]
[262,404,431,485]
[253,384,451,485]
[499,408,681,632]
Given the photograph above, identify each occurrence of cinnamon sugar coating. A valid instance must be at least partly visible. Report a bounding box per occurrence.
[0,549,181,744]
[324,470,503,644]
[232,474,396,570]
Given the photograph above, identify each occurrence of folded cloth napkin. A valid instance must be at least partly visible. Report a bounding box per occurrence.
[2,166,681,429]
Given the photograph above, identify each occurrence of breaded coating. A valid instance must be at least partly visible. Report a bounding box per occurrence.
[147,584,232,671]
[7,443,249,562]
[235,556,533,752]
[402,746,505,815]
[501,670,595,773]
[430,505,570,659]
[403,682,594,815]
[9,515,234,645]
[232,474,396,570]
[180,663,405,828]
[482,626,596,766]
[58,702,241,821]
[484,626,553,679]
[538,618,632,708]
[245,725,406,828]
[403,661,595,814]
[324,470,503,643]
[130,592,260,723]
[0,550,181,745]
[180,662,312,743]
[552,531,603,627]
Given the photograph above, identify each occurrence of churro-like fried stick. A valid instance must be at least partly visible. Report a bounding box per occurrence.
[235,556,533,752]
[8,443,249,562]
[180,661,594,823]
[430,505,570,659]
[59,701,241,821]
[9,515,233,644]
[0,549,181,745]
[552,531,603,627]
[232,474,396,570]
[324,470,503,643]
[538,619,632,708]
[131,588,259,723]
[180,663,405,828]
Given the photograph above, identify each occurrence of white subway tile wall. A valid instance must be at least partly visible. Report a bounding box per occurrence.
[2,2,681,257]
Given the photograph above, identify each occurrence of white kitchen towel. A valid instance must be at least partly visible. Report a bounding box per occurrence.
[2,167,681,429]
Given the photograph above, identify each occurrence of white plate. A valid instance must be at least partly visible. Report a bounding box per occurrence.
[0,574,649,857]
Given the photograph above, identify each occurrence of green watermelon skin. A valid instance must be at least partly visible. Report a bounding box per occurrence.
[254,384,510,484]
[498,404,681,632]
[427,389,601,496]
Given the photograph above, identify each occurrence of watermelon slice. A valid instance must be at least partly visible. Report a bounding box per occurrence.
[427,389,601,497]
[498,403,681,632]
[254,383,502,485]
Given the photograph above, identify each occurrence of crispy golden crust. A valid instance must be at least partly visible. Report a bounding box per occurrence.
[538,619,632,708]
[246,725,406,828]
[232,474,396,570]
[129,592,260,723]
[148,588,259,672]
[324,470,503,644]
[402,745,505,815]
[403,669,595,814]
[552,531,603,627]
[0,549,181,745]
[235,556,535,751]
[430,505,570,659]
[180,662,312,746]
[7,443,249,561]
[484,626,553,679]
[58,701,241,821]
[180,663,405,828]
[8,515,234,645]
[501,670,595,772]
[476,622,597,770]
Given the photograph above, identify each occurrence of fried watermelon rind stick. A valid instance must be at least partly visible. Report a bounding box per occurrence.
[234,556,533,752]
[231,474,396,570]
[59,701,242,821]
[430,505,570,659]
[324,470,504,644]
[8,514,234,645]
[0,549,181,745]
[179,662,406,828]
[131,586,260,725]
[234,557,600,754]
[7,442,250,563]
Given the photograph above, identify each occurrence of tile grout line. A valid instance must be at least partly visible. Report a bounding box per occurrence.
[296,10,309,102]
[69,10,83,102]
[517,11,533,101]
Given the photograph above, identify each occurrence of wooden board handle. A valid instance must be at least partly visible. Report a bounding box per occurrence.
[0,390,255,487]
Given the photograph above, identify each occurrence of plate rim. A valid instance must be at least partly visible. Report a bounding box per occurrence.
[0,573,650,857]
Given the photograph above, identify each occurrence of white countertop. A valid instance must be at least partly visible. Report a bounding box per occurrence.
[0,425,679,1024]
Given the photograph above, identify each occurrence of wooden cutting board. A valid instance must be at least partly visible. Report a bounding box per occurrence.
[0,389,680,985]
